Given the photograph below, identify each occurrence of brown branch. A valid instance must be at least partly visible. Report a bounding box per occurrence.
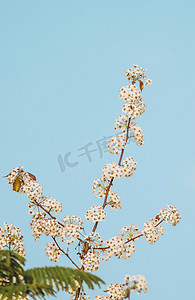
[52,237,81,269]
[34,200,64,227]
[91,117,132,234]
[33,200,84,269]
[92,219,164,250]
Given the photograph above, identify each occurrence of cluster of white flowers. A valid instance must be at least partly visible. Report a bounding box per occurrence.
[124,274,148,294]
[45,242,62,262]
[41,197,62,214]
[85,205,107,222]
[102,162,123,180]
[124,64,152,85]
[129,121,144,146]
[122,157,137,177]
[93,177,111,199]
[102,236,135,261]
[61,215,83,245]
[122,100,145,119]
[107,283,126,299]
[108,191,121,210]
[160,205,181,226]
[7,167,62,215]
[30,212,61,240]
[142,218,164,244]
[120,84,141,103]
[108,134,126,154]
[119,224,140,241]
[102,157,137,181]
[0,223,26,257]
[22,180,43,202]
[114,114,129,134]
[81,252,100,272]
[96,274,148,300]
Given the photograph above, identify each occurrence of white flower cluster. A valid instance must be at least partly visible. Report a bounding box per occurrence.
[114,114,129,134]
[0,223,26,257]
[22,180,43,202]
[119,224,140,241]
[108,191,121,210]
[124,64,152,85]
[122,157,137,177]
[96,273,148,300]
[93,177,111,199]
[160,205,181,226]
[93,178,121,210]
[81,252,100,272]
[102,236,135,261]
[120,84,141,103]
[114,118,144,146]
[61,215,83,245]
[142,218,164,244]
[85,205,107,222]
[30,212,61,240]
[41,197,62,214]
[107,283,126,299]
[119,84,145,119]
[108,134,126,154]
[7,167,62,215]
[45,242,62,262]
[129,121,144,146]
[124,274,148,294]
[102,158,136,181]
[6,167,87,260]
[102,162,123,180]
[122,100,145,119]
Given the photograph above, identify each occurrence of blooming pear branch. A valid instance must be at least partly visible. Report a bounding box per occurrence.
[4,65,181,300]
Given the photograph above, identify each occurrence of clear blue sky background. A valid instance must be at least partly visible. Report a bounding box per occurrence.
[0,0,194,299]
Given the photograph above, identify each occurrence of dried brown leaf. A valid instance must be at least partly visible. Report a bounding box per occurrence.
[139,80,144,92]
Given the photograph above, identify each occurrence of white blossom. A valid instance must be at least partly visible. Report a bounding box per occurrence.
[107,283,126,299]
[81,252,100,272]
[114,115,129,134]
[0,223,26,257]
[124,274,148,294]
[45,242,62,262]
[160,205,181,226]
[102,162,123,180]
[122,157,137,177]
[93,177,111,199]
[108,191,121,210]
[108,134,126,154]
[61,215,83,245]
[142,218,164,244]
[85,206,107,222]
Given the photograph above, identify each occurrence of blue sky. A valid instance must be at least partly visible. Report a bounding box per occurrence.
[0,0,195,299]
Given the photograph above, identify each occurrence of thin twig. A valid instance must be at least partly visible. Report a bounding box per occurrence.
[53,237,80,269]
[91,117,131,234]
